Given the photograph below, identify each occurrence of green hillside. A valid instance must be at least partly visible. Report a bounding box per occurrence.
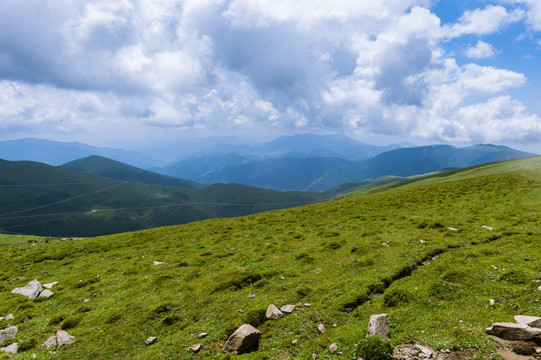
[61,155,203,189]
[0,157,539,359]
[0,159,327,237]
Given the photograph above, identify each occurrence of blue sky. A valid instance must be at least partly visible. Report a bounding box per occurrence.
[0,0,540,152]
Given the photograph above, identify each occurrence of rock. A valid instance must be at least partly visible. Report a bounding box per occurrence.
[266,304,283,319]
[318,324,326,333]
[367,314,390,338]
[42,336,57,350]
[83,298,90,303]
[56,330,76,349]
[280,304,296,313]
[329,343,338,352]
[515,315,541,327]
[145,336,157,345]
[511,341,536,356]
[153,261,165,265]
[304,303,312,307]
[392,344,436,360]
[11,279,43,299]
[39,290,54,298]
[486,322,541,340]
[489,299,496,305]
[419,240,426,244]
[0,343,17,354]
[538,285,541,292]
[482,225,493,230]
[292,339,298,345]
[247,294,255,298]
[5,314,14,320]
[448,227,458,231]
[190,344,202,353]
[222,324,261,354]
[0,326,18,345]
[43,281,58,289]
[198,333,208,338]
[312,353,318,359]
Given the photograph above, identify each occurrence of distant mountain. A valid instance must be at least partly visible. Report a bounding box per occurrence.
[158,144,535,192]
[0,138,156,168]
[62,156,203,189]
[0,158,327,237]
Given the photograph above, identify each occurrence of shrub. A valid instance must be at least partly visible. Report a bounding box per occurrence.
[353,336,392,360]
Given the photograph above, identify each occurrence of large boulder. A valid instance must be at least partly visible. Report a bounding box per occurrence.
[486,322,541,340]
[0,326,18,345]
[11,279,43,299]
[367,314,390,338]
[266,305,283,319]
[514,315,541,327]
[222,324,261,354]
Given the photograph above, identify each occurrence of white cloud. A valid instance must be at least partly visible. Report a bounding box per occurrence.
[446,5,524,38]
[465,41,497,59]
[506,0,541,31]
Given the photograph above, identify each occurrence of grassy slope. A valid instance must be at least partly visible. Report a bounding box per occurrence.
[0,158,539,359]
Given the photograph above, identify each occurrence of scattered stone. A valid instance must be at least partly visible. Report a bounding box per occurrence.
[190,344,202,353]
[0,314,14,321]
[304,303,312,307]
[393,344,435,360]
[312,353,318,359]
[282,286,288,290]
[222,324,261,355]
[39,289,54,298]
[11,279,43,299]
[329,343,338,352]
[491,265,498,270]
[32,353,37,358]
[247,294,255,298]
[486,322,541,340]
[489,299,496,305]
[367,314,390,338]
[514,315,541,327]
[42,336,57,350]
[281,276,285,280]
[318,324,326,333]
[0,326,18,345]
[482,225,493,230]
[145,336,157,345]
[280,304,296,313]
[292,339,298,345]
[419,240,426,244]
[538,285,541,292]
[153,261,165,265]
[0,343,17,354]
[198,333,208,338]
[237,309,244,313]
[448,227,458,231]
[56,330,76,349]
[83,298,90,303]
[43,281,58,289]
[266,304,283,319]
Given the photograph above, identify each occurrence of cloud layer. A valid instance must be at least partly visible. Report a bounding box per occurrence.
[0,0,540,145]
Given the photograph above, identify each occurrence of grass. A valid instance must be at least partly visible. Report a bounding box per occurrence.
[0,157,540,359]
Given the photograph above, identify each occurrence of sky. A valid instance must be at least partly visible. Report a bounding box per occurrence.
[1,0,541,152]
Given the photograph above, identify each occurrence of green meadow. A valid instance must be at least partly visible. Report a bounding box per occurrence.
[0,157,540,359]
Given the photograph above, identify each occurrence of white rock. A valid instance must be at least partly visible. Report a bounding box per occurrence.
[43,282,58,289]
[318,324,326,333]
[11,279,43,299]
[367,314,390,338]
[280,304,296,313]
[419,240,426,244]
[190,344,201,353]
[303,303,312,307]
[42,336,57,350]
[0,326,18,345]
[329,343,338,352]
[0,342,17,354]
[153,261,165,265]
[482,225,493,230]
[145,336,157,345]
[5,314,14,320]
[222,324,261,354]
[39,290,54,298]
[448,227,458,231]
[266,304,283,319]
[514,315,541,327]
[198,333,208,338]
[489,299,496,305]
[56,330,76,349]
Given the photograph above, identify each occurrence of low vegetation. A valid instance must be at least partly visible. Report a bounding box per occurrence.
[0,156,540,359]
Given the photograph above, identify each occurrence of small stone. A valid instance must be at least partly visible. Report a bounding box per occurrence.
[492,265,498,270]
[153,261,165,265]
[448,227,458,231]
[83,298,90,303]
[538,285,541,292]
[190,344,202,353]
[43,282,58,289]
[0,343,17,354]
[292,339,298,345]
[266,304,283,319]
[280,304,295,313]
[312,353,318,359]
[42,336,57,350]
[56,330,76,349]
[5,314,14,320]
[419,240,426,244]
[281,276,285,280]
[247,294,255,298]
[237,309,244,313]
[303,303,312,307]
[367,314,390,338]
[222,324,261,355]
[32,353,37,358]
[145,336,157,345]
[482,225,493,230]
[282,286,288,290]
[318,324,326,333]
[198,333,208,338]
[489,299,496,305]
[39,289,54,298]
[329,343,338,352]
